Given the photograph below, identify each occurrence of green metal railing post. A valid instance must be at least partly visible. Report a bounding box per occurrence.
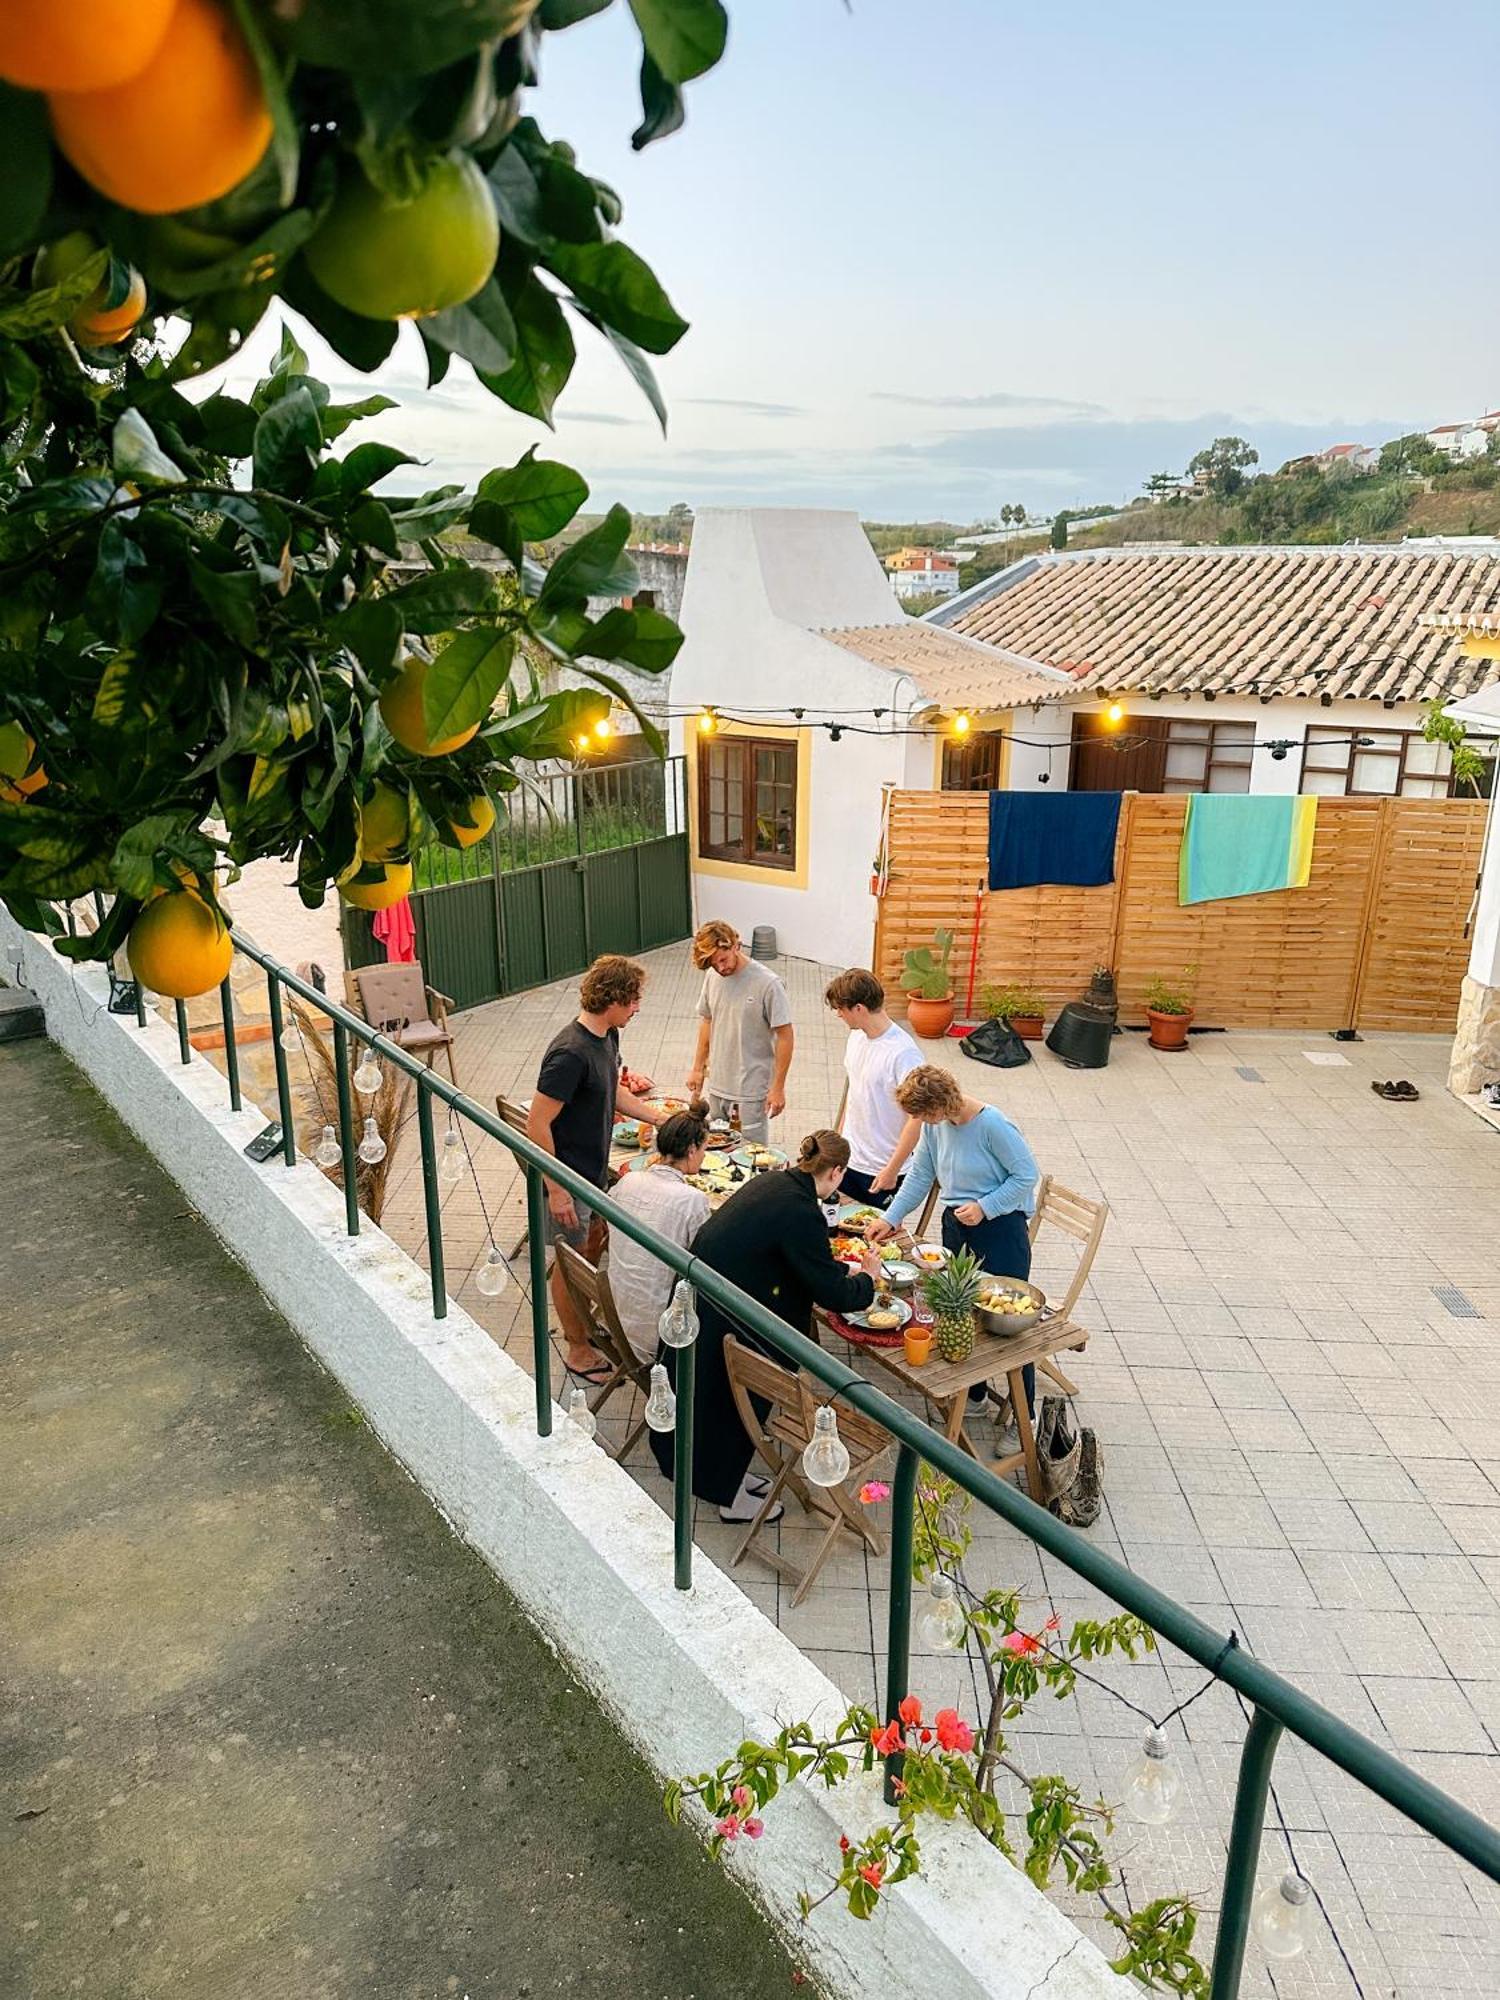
[219,976,241,1111]
[265,973,297,1166]
[882,1443,920,1804]
[174,999,191,1065]
[525,1165,551,1436]
[331,1021,360,1236]
[1210,1708,1284,2000]
[673,1337,697,1591]
[133,981,146,1028]
[416,1084,447,1321]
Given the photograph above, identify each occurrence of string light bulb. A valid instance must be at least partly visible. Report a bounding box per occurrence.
[352,1048,382,1096]
[438,1125,465,1185]
[356,1116,387,1166]
[800,1405,851,1488]
[575,733,592,754]
[312,1124,342,1169]
[593,716,612,740]
[917,1573,967,1653]
[1106,700,1126,724]
[644,1363,677,1433]
[1253,1872,1315,1959]
[951,711,971,737]
[1120,1726,1180,1825]
[565,1385,598,1439]
[697,707,717,735]
[658,1281,700,1350]
[474,1247,509,1298]
[278,1020,300,1051]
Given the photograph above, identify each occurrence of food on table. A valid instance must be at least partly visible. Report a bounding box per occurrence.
[879,1242,904,1263]
[922,1247,984,1363]
[979,1285,1040,1316]
[740,1144,782,1170]
[864,1308,901,1330]
[841,1207,882,1229]
[910,1243,948,1270]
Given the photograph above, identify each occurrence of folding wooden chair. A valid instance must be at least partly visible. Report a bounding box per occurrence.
[495,1092,553,1273]
[555,1242,650,1461]
[346,960,458,1085]
[1026,1175,1110,1396]
[723,1339,890,1606]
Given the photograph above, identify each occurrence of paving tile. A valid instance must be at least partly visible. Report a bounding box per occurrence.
[1361,1677,1495,1754]
[1267,1495,1375,1552]
[1350,1499,1462,1555]
[1383,1551,1492,1614]
[1216,1547,1319,1607]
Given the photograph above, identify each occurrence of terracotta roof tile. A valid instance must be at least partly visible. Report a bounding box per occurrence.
[934,547,1500,702]
[816,622,1068,707]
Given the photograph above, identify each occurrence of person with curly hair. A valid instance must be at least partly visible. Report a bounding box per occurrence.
[527,955,663,1383]
[685,920,793,1143]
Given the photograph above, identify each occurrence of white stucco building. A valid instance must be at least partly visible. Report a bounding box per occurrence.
[884,547,961,601]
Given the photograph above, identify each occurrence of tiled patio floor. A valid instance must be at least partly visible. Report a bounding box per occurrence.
[230,943,1500,1996]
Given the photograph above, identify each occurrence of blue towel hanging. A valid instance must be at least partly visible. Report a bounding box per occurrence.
[987,791,1123,891]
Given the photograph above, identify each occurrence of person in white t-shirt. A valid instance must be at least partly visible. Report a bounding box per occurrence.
[825,968,923,1210]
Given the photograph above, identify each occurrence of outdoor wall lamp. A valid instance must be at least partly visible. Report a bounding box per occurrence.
[697,707,717,734]
[950,710,971,736]
[1105,700,1126,724]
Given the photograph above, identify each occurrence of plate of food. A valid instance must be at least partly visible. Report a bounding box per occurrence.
[612,1119,651,1150]
[845,1294,913,1333]
[644,1095,688,1118]
[907,1241,950,1273]
[732,1142,786,1172]
[833,1203,885,1233]
[830,1232,873,1266]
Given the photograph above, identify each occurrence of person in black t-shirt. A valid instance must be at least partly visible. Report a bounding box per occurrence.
[527,955,662,1380]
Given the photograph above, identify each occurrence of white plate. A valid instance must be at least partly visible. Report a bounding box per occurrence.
[845,1295,913,1333]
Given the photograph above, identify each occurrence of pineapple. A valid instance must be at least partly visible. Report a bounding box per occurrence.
[922,1247,983,1363]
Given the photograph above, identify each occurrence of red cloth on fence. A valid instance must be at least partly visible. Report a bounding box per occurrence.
[372,895,416,963]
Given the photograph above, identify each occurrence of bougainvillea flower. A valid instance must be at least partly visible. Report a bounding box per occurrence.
[934,1708,974,1753]
[898,1694,923,1726]
[859,1481,891,1504]
[871,1719,903,1756]
[731,1784,752,1809]
[743,1817,764,1839]
[717,1815,741,1839]
[859,1863,884,1889]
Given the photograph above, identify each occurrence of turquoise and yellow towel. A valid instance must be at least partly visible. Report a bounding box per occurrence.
[1178,795,1317,906]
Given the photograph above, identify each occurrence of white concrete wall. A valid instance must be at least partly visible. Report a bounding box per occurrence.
[3,907,1126,2000]
[1004,705,1074,790]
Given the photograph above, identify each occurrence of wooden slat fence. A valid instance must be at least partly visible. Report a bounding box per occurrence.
[873,792,1487,1034]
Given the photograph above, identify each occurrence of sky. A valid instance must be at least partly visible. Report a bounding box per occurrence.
[223,0,1500,523]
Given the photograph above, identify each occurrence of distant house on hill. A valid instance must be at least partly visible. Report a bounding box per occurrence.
[1314,442,1379,475]
[1427,420,1490,461]
[884,547,960,601]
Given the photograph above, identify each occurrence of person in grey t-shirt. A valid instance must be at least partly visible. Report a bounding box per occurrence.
[685,920,794,1144]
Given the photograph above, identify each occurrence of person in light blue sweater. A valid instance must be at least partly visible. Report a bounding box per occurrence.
[869,1064,1040,1408]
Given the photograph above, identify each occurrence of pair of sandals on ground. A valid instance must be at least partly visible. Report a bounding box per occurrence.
[1370,1078,1420,1102]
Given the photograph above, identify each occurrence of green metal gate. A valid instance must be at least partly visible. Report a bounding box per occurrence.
[341,756,690,1011]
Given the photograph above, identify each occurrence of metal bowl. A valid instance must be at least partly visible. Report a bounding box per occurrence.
[974,1277,1046,1337]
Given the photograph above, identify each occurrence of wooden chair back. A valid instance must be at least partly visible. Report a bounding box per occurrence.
[556,1242,646,1387]
[722,1339,888,1465]
[496,1093,531,1137]
[1027,1175,1109,1322]
[352,961,430,1030]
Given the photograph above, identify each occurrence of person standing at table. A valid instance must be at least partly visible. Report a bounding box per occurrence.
[648,1130,883,1521]
[684,919,793,1145]
[868,1065,1040,1409]
[824,967,922,1209]
[527,955,664,1383]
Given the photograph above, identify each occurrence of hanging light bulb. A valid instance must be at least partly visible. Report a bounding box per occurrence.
[916,1574,967,1653]
[658,1281,700,1350]
[1253,1872,1315,1960]
[438,1126,465,1186]
[312,1124,342,1170]
[644,1363,677,1433]
[565,1385,598,1440]
[1106,700,1126,724]
[697,707,717,735]
[474,1247,509,1298]
[278,1020,300,1052]
[951,710,971,737]
[357,1116,387,1165]
[575,733,592,754]
[593,715,612,740]
[801,1405,851,1488]
[352,1048,382,1096]
[1120,1727,1180,1826]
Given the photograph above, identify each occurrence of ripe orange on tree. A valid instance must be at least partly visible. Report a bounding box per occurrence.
[0,721,47,801]
[359,782,410,864]
[0,0,176,92]
[450,795,496,848]
[127,887,234,998]
[378,659,480,758]
[47,0,272,217]
[36,232,147,347]
[303,151,499,321]
[339,862,413,912]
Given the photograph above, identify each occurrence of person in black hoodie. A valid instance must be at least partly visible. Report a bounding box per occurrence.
[649,1129,883,1521]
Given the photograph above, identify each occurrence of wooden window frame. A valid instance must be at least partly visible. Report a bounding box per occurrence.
[1299,725,1462,798]
[941,731,1005,791]
[697,733,799,870]
[1159,717,1255,795]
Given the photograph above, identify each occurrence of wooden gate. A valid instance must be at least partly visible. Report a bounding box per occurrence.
[873,791,1487,1034]
[342,757,692,1010]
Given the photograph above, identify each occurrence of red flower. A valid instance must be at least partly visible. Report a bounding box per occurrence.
[838,1835,851,1854]
[1043,1612,1061,1634]
[934,1708,974,1753]
[859,1863,884,1890]
[717,1815,741,1840]
[919,1727,932,1744]
[871,1719,903,1756]
[898,1694,923,1726]
[859,1480,891,1504]
[1000,1628,1041,1657]
[891,1778,907,1797]
[744,1817,764,1839]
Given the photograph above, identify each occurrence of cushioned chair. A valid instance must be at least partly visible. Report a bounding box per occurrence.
[346,961,458,1085]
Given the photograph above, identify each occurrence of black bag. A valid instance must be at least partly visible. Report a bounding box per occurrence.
[959,1017,1032,1069]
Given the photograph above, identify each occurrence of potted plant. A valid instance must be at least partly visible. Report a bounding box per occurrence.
[902,927,956,1038]
[980,981,1046,1040]
[1143,964,1197,1051]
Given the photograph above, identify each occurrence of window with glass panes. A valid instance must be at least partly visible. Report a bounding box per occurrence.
[1300,727,1455,797]
[698,735,798,868]
[1161,718,1255,793]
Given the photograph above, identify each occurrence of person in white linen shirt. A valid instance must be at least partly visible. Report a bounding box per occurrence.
[824,967,922,1210]
[607,1099,713,1362]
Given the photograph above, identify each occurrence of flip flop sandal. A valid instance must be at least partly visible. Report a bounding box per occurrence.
[565,1361,612,1385]
[1371,1081,1403,1101]
[1395,1080,1420,1100]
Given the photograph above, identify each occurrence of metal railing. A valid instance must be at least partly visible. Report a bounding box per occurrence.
[160,932,1499,2000]
[413,754,684,888]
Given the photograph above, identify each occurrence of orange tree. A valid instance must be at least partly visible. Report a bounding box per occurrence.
[0,0,726,983]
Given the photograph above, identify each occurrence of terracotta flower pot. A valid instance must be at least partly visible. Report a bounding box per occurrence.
[1146,1006,1193,1051]
[904,1324,933,1366]
[1007,1014,1044,1041]
[905,992,955,1039]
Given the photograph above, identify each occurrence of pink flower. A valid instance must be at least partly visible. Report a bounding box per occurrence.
[859,1863,884,1890]
[717,1815,741,1840]
[859,1480,891,1505]
[731,1785,752,1809]
[934,1708,974,1753]
[744,1817,764,1839]
[1000,1629,1041,1657]
[1043,1613,1061,1634]
[871,1719,903,1756]
[839,1835,851,1854]
[898,1694,923,1726]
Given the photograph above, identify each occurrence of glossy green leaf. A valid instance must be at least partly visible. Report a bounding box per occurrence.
[570,304,668,430]
[421,629,516,742]
[627,0,727,83]
[420,279,517,375]
[348,497,401,557]
[479,260,575,422]
[537,503,637,608]
[575,604,682,674]
[0,250,108,339]
[113,409,186,485]
[542,238,686,354]
[275,0,537,77]
[632,51,685,149]
[340,442,418,495]
[386,566,497,633]
[279,260,401,374]
[190,561,263,647]
[476,448,589,539]
[252,385,323,493]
